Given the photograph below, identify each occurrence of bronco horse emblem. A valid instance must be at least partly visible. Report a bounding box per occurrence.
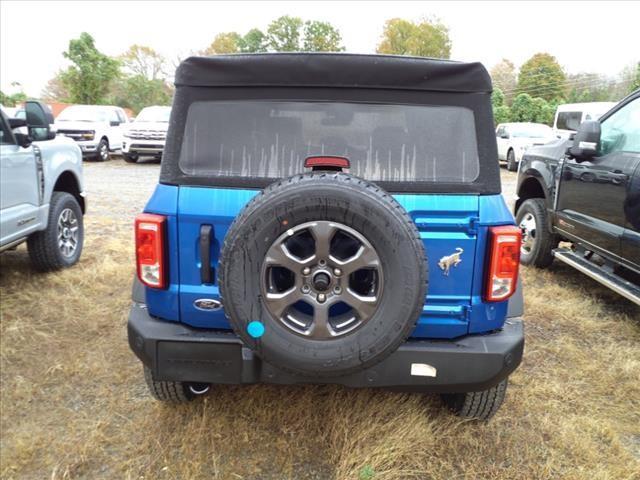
[438,248,463,276]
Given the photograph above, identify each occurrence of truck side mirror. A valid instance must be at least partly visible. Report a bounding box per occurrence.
[14,132,32,149]
[24,100,55,141]
[568,120,600,161]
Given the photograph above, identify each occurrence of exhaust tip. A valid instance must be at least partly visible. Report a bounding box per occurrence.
[188,383,211,395]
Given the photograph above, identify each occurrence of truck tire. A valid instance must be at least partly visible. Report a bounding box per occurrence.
[95,138,110,162]
[219,172,428,378]
[123,152,138,163]
[143,367,194,403]
[515,198,555,268]
[441,378,508,420]
[507,149,517,171]
[27,192,84,271]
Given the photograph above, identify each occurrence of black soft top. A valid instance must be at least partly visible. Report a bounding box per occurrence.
[175,53,492,94]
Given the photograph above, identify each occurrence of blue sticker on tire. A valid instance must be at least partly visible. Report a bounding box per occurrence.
[247,321,265,339]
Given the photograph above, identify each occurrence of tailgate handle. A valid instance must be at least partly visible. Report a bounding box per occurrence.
[200,224,213,284]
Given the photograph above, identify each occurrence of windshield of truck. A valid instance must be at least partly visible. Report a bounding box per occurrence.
[179,101,480,183]
[510,124,553,138]
[135,106,171,123]
[57,106,109,123]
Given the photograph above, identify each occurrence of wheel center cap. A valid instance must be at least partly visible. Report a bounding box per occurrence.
[312,272,331,291]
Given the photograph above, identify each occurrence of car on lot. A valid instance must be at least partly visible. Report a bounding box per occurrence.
[55,105,129,161]
[553,101,616,139]
[122,106,171,163]
[0,101,86,270]
[516,89,639,305]
[128,54,525,421]
[496,122,556,171]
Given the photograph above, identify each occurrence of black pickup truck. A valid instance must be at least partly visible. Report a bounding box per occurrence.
[514,90,640,305]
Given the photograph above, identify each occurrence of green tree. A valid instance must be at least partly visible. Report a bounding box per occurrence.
[631,62,640,93]
[60,32,120,104]
[510,93,535,122]
[565,72,615,103]
[490,59,517,104]
[0,82,27,107]
[203,32,242,55]
[517,53,566,102]
[267,15,304,52]
[491,88,511,124]
[110,75,171,114]
[376,17,451,59]
[239,28,268,53]
[121,45,167,80]
[302,20,344,51]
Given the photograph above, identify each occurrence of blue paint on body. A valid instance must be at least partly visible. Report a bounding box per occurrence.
[142,184,516,339]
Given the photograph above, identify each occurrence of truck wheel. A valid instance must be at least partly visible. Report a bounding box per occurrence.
[123,152,138,163]
[143,367,195,403]
[515,198,555,268]
[441,378,508,420]
[507,149,517,171]
[27,192,84,271]
[219,172,428,378]
[95,138,110,162]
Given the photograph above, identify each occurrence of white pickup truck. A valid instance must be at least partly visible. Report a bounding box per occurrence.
[55,104,129,161]
[0,101,86,270]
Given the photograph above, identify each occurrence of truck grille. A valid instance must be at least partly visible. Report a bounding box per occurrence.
[127,130,166,140]
[58,130,94,141]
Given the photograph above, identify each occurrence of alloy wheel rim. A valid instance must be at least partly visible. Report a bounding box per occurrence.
[57,208,79,257]
[260,221,383,340]
[519,212,536,255]
[100,143,108,160]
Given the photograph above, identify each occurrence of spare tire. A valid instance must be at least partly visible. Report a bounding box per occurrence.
[219,172,427,377]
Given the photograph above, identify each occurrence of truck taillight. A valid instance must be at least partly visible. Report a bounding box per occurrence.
[135,213,167,289]
[484,225,521,302]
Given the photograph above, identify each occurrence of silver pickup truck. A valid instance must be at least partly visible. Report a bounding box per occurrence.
[1,101,86,270]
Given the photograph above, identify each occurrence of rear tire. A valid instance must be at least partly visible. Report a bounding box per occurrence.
[143,367,194,403]
[123,152,138,163]
[507,149,517,171]
[27,192,84,271]
[441,378,508,420]
[516,198,555,268]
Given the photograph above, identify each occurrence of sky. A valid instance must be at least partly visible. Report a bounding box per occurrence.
[1,0,639,96]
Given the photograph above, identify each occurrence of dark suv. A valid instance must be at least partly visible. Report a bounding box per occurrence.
[128,54,525,420]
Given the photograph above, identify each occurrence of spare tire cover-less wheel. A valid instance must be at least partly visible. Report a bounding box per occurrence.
[219,173,428,377]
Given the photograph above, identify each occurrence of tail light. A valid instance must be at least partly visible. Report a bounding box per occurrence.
[135,213,167,289]
[484,225,521,302]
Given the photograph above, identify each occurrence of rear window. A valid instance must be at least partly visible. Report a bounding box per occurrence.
[179,101,480,183]
[556,111,582,131]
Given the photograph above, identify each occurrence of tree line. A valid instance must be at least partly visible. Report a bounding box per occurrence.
[490,54,640,126]
[1,15,638,117]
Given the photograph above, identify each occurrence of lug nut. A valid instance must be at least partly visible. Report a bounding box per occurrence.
[302,285,311,294]
[333,286,342,294]
[319,259,326,266]
[317,293,326,303]
[302,267,311,276]
[333,268,342,276]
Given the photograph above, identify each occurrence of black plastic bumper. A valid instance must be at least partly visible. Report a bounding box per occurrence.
[128,303,524,393]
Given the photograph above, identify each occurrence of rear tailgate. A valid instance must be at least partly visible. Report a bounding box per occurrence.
[176,187,480,339]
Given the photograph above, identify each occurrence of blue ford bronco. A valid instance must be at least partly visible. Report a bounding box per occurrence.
[128,54,525,420]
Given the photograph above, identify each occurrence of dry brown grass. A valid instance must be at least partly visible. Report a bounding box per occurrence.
[2,194,640,479]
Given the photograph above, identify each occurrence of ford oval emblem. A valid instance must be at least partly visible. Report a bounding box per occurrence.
[194,298,222,311]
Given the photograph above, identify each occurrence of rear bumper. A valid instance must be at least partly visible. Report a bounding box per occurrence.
[128,303,524,393]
